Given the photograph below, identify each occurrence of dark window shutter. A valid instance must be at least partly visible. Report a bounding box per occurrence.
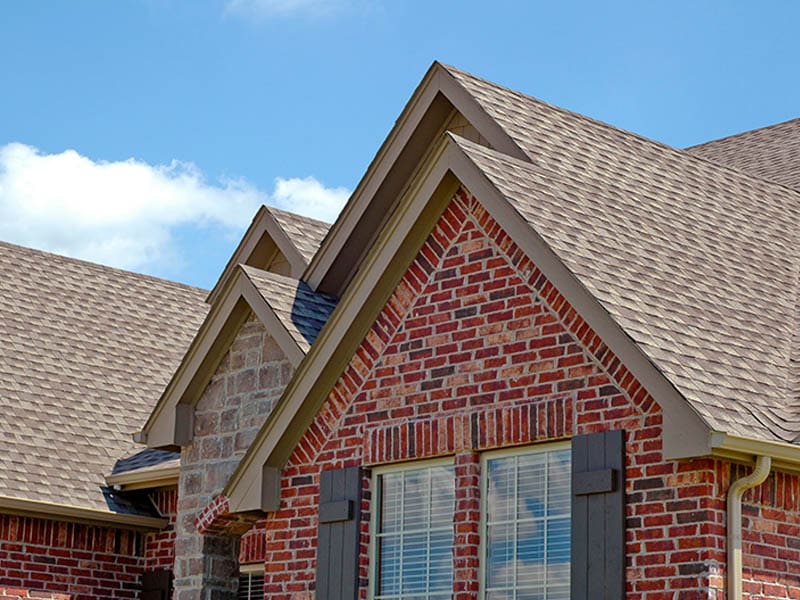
[315,466,362,600]
[571,429,626,599]
[141,569,173,600]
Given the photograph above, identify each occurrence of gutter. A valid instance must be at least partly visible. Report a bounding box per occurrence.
[105,461,180,491]
[726,455,771,599]
[0,496,168,530]
[710,432,800,473]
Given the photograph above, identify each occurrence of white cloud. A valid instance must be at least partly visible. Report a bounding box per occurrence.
[271,176,349,223]
[0,142,348,273]
[224,0,351,20]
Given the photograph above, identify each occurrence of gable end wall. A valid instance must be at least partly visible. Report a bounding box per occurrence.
[248,188,799,599]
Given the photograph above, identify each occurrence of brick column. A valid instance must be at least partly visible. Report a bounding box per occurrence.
[453,451,481,600]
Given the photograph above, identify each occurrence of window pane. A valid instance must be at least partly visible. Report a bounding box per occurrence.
[484,447,571,600]
[375,463,455,600]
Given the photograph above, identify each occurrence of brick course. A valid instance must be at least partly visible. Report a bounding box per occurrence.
[0,514,141,599]
[252,187,800,600]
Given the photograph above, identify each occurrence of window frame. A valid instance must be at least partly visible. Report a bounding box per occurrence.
[478,441,572,600]
[367,456,456,600]
[238,562,265,600]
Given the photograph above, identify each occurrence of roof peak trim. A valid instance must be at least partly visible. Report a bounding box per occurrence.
[223,134,710,514]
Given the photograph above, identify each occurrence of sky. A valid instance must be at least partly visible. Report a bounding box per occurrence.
[1,1,799,289]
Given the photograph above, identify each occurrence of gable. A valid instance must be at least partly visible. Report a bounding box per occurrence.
[286,188,652,471]
[304,62,528,297]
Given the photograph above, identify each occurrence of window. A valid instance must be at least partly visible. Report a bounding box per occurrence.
[481,443,571,600]
[370,460,455,600]
[238,563,265,600]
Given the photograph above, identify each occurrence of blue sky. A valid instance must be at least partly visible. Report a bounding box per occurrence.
[1,1,798,289]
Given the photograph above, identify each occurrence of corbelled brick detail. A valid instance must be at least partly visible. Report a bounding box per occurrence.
[195,495,260,537]
[0,514,142,599]
[253,187,800,600]
[174,313,292,600]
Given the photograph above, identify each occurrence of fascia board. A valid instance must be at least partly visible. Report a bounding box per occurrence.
[226,137,459,512]
[446,138,712,460]
[0,496,168,530]
[141,268,305,448]
[207,207,308,305]
[303,62,526,294]
[711,432,800,473]
[104,463,180,491]
[226,135,713,513]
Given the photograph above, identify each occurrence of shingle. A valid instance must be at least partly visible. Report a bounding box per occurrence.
[452,132,800,443]
[241,265,338,353]
[686,118,800,192]
[268,207,331,264]
[0,241,208,512]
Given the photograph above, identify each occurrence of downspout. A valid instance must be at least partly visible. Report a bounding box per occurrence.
[727,455,771,599]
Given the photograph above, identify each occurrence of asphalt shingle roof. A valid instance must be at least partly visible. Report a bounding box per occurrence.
[0,242,208,512]
[268,207,331,264]
[449,105,800,442]
[242,265,337,353]
[686,118,800,192]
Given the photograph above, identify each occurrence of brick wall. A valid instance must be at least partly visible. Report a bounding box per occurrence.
[254,187,800,599]
[174,313,293,599]
[0,514,141,599]
[144,487,178,572]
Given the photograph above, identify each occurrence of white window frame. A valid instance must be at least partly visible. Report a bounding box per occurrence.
[367,457,456,600]
[478,441,572,600]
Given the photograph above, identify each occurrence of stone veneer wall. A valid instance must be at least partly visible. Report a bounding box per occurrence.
[173,314,293,600]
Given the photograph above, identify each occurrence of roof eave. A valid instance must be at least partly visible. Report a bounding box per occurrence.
[710,432,800,473]
[0,496,168,530]
[105,462,180,491]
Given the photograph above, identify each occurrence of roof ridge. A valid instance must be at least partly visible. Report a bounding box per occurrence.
[441,63,800,202]
[0,239,208,294]
[685,115,800,151]
[267,204,332,226]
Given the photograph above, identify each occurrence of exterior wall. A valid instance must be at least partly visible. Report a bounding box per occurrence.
[174,313,293,599]
[255,188,800,600]
[0,514,141,599]
[732,465,800,599]
[144,487,178,572]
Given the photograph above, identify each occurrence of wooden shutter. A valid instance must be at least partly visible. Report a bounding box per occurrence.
[141,569,173,600]
[571,429,626,599]
[315,466,362,600]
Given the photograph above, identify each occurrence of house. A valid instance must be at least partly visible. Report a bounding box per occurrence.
[2,62,800,599]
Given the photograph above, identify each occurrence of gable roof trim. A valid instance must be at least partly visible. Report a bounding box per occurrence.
[224,134,712,513]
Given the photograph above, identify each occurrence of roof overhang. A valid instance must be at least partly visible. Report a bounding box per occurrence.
[207,206,309,305]
[224,133,713,513]
[105,461,180,491]
[304,61,529,297]
[138,266,306,450]
[710,432,800,473]
[0,496,168,530]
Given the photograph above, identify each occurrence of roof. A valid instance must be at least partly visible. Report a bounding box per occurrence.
[210,63,800,512]
[440,64,800,443]
[242,265,338,353]
[686,117,800,192]
[0,241,208,514]
[268,207,331,264]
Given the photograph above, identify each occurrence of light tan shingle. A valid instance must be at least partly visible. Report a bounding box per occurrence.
[0,242,208,512]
